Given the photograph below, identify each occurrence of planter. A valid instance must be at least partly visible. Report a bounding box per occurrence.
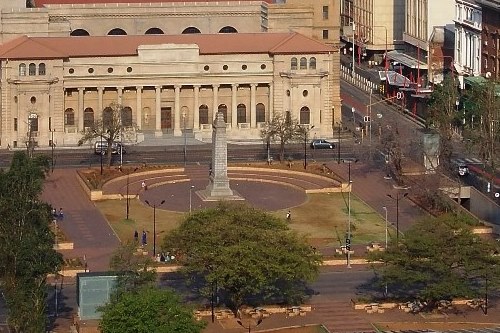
[54,241,74,250]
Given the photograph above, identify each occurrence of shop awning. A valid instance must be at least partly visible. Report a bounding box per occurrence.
[383,70,411,88]
[387,50,428,70]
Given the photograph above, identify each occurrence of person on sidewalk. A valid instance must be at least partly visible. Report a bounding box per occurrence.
[286,210,291,222]
[134,230,139,243]
[58,208,64,219]
[141,230,147,246]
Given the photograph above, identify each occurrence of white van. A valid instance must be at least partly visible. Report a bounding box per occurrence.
[94,141,126,155]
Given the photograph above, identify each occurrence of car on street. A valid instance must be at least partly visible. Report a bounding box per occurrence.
[94,141,126,155]
[310,139,334,149]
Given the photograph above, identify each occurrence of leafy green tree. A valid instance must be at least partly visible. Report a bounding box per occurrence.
[0,152,63,333]
[161,202,322,310]
[99,286,205,333]
[462,79,500,168]
[369,213,500,309]
[261,112,303,162]
[78,102,131,168]
[109,241,157,296]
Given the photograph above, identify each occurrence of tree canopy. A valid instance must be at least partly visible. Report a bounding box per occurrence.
[368,213,500,309]
[0,152,63,332]
[99,286,205,333]
[261,112,303,162]
[161,202,322,310]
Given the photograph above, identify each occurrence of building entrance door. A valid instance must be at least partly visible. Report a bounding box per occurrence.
[161,107,172,130]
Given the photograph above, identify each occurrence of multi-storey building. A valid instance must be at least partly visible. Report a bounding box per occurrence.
[0,33,338,149]
[454,0,482,86]
[476,0,500,79]
[0,0,342,148]
[339,0,405,64]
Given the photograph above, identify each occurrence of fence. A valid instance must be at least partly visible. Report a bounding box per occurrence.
[340,64,377,94]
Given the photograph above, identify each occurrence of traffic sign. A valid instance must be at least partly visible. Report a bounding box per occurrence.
[345,238,351,251]
[363,116,371,123]
[396,91,404,100]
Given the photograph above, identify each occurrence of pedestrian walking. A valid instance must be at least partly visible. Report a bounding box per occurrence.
[134,230,139,243]
[141,181,147,191]
[58,208,64,219]
[51,208,57,218]
[286,210,291,222]
[141,230,147,246]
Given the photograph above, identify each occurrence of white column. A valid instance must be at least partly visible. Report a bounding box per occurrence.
[250,83,257,128]
[174,85,181,136]
[212,84,219,119]
[136,86,143,129]
[78,88,84,130]
[155,86,162,136]
[193,85,200,130]
[268,83,274,121]
[231,84,238,129]
[97,87,104,114]
[117,87,123,105]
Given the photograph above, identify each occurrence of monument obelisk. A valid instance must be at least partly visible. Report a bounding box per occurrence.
[202,112,242,200]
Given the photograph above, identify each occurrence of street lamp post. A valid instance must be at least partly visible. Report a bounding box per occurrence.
[303,125,314,169]
[145,199,165,257]
[126,167,139,220]
[342,158,357,268]
[50,129,55,173]
[189,185,195,213]
[183,111,187,166]
[100,119,104,175]
[382,206,388,297]
[387,192,408,242]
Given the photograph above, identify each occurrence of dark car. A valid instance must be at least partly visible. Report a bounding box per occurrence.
[310,139,334,149]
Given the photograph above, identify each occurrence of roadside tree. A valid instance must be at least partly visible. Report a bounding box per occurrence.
[260,112,303,162]
[368,213,500,310]
[78,102,132,167]
[0,152,63,333]
[99,286,205,333]
[161,202,322,310]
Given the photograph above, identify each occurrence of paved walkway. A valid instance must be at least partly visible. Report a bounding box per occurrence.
[42,169,120,271]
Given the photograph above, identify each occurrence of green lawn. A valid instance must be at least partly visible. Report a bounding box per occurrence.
[96,191,388,255]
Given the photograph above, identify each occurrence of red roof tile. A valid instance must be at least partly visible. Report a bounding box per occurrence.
[0,33,334,60]
[35,0,271,7]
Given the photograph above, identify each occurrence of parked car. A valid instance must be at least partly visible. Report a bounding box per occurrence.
[94,141,126,155]
[458,165,469,177]
[310,139,334,149]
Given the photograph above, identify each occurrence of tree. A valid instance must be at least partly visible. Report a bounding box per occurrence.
[99,286,206,333]
[78,102,132,168]
[368,213,500,310]
[426,74,461,171]
[0,152,63,333]
[161,202,322,310]
[260,112,303,162]
[108,241,157,296]
[462,79,500,168]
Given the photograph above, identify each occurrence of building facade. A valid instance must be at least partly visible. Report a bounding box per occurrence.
[477,0,500,79]
[454,0,482,85]
[0,33,338,148]
[340,0,405,63]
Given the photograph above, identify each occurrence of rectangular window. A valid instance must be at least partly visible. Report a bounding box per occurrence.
[322,30,329,40]
[14,118,17,131]
[322,6,329,20]
[49,116,52,131]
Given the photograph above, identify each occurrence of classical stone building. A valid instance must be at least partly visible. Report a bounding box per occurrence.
[0,32,338,148]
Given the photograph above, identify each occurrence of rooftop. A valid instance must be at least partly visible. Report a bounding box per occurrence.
[34,0,271,7]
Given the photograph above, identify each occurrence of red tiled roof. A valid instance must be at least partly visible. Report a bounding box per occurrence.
[35,0,271,7]
[0,33,334,60]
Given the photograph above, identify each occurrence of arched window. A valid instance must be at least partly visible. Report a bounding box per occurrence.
[64,108,75,126]
[291,57,298,70]
[103,107,114,127]
[218,104,228,123]
[199,105,209,124]
[38,63,46,75]
[256,103,266,123]
[145,28,164,35]
[219,26,238,33]
[83,108,94,128]
[108,28,127,36]
[300,57,307,70]
[300,106,310,124]
[19,63,26,76]
[182,27,201,34]
[70,29,90,36]
[237,104,246,123]
[309,57,316,70]
[121,107,133,127]
[29,63,36,76]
